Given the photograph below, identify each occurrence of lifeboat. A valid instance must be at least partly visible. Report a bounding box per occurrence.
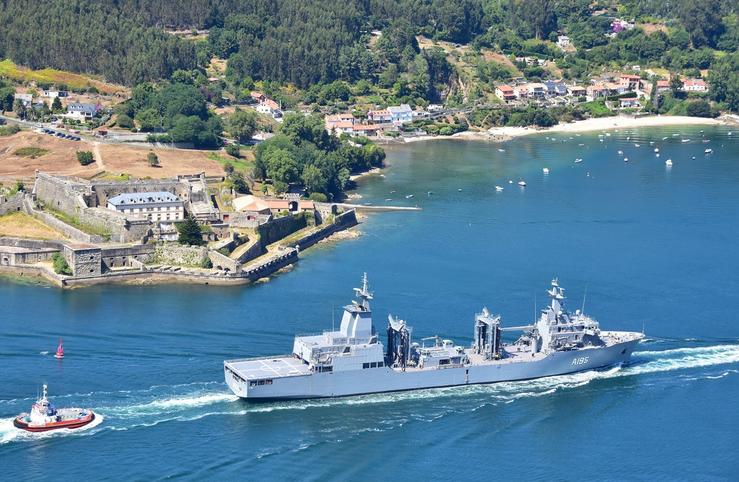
[13,384,96,432]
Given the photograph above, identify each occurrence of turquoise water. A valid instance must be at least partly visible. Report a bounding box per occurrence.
[1,126,738,480]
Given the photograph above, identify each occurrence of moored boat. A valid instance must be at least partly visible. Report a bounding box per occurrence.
[13,385,95,432]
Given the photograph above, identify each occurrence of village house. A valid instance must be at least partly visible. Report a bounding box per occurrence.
[351,124,383,137]
[42,90,68,99]
[256,99,282,119]
[495,85,516,102]
[556,35,571,50]
[107,192,185,222]
[619,97,641,109]
[67,103,100,121]
[586,83,610,102]
[567,85,587,98]
[619,74,642,92]
[367,108,392,124]
[388,104,413,124]
[644,80,671,98]
[250,91,266,103]
[544,81,568,97]
[683,79,707,92]
[233,195,315,216]
[527,83,547,99]
[325,113,355,132]
[14,93,33,106]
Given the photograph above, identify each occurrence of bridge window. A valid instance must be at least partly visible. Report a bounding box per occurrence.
[439,359,450,366]
[363,363,370,369]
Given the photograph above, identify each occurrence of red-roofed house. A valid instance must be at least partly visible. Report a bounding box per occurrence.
[367,109,392,124]
[619,74,642,91]
[257,99,282,119]
[683,79,707,92]
[495,85,516,102]
[250,91,266,102]
[325,113,356,133]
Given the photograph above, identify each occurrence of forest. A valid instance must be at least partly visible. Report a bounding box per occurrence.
[0,0,736,111]
[255,114,385,200]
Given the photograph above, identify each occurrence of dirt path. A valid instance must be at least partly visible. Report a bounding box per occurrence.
[92,141,105,170]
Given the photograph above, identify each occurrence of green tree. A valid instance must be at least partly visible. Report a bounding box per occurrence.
[227,109,258,143]
[177,215,205,246]
[52,253,72,275]
[117,113,134,129]
[0,87,14,111]
[686,100,713,117]
[50,96,62,113]
[76,151,95,166]
[147,151,159,167]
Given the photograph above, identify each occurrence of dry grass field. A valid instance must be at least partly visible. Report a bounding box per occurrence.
[0,212,66,240]
[0,131,226,180]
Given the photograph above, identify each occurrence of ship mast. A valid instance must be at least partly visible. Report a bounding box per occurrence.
[353,273,373,311]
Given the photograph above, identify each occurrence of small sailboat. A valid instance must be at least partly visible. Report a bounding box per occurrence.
[405,194,414,199]
[704,148,713,154]
[495,186,504,192]
[665,159,673,166]
[624,157,629,162]
[574,158,583,163]
[681,139,690,143]
[617,150,623,155]
[54,338,64,359]
[542,168,550,174]
[634,143,640,147]
[498,148,506,152]
[457,188,463,192]
[508,180,513,184]
[654,148,659,153]
[517,180,526,187]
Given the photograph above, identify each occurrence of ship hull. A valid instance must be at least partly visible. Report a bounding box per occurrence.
[226,334,641,400]
[13,411,95,432]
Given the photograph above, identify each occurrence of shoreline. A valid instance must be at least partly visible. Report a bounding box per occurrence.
[399,115,733,144]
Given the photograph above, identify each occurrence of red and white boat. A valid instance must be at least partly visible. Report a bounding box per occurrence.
[13,384,95,432]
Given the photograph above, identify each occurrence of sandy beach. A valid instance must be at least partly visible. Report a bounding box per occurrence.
[400,115,732,144]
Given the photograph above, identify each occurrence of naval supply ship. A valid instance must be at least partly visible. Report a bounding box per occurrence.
[224,275,643,400]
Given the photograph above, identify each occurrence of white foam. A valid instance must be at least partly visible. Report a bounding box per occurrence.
[0,413,104,445]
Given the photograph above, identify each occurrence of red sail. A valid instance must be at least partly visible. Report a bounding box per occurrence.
[55,338,64,358]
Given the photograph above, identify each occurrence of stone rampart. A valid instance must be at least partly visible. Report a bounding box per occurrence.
[63,245,102,277]
[34,172,90,216]
[152,245,209,267]
[0,193,25,215]
[101,244,156,268]
[208,250,241,273]
[27,208,101,243]
[291,210,358,251]
[257,213,308,245]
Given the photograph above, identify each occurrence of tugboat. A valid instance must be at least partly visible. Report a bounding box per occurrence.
[14,385,95,432]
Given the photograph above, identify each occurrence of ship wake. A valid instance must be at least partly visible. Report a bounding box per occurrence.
[2,343,738,444]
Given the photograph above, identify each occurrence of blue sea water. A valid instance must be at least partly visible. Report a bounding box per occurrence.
[1,126,738,481]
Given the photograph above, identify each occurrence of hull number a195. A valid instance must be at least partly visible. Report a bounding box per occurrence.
[572,357,590,366]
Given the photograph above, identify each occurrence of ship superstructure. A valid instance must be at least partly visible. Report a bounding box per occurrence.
[225,275,643,400]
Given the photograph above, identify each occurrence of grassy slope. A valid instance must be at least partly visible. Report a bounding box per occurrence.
[0,59,128,94]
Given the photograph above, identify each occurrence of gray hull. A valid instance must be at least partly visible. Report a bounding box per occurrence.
[225,335,641,400]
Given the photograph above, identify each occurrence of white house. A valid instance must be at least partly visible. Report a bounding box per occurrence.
[107,192,185,222]
[388,104,413,124]
[256,99,282,119]
[683,79,707,92]
[557,35,571,50]
[67,103,100,121]
[14,93,33,106]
